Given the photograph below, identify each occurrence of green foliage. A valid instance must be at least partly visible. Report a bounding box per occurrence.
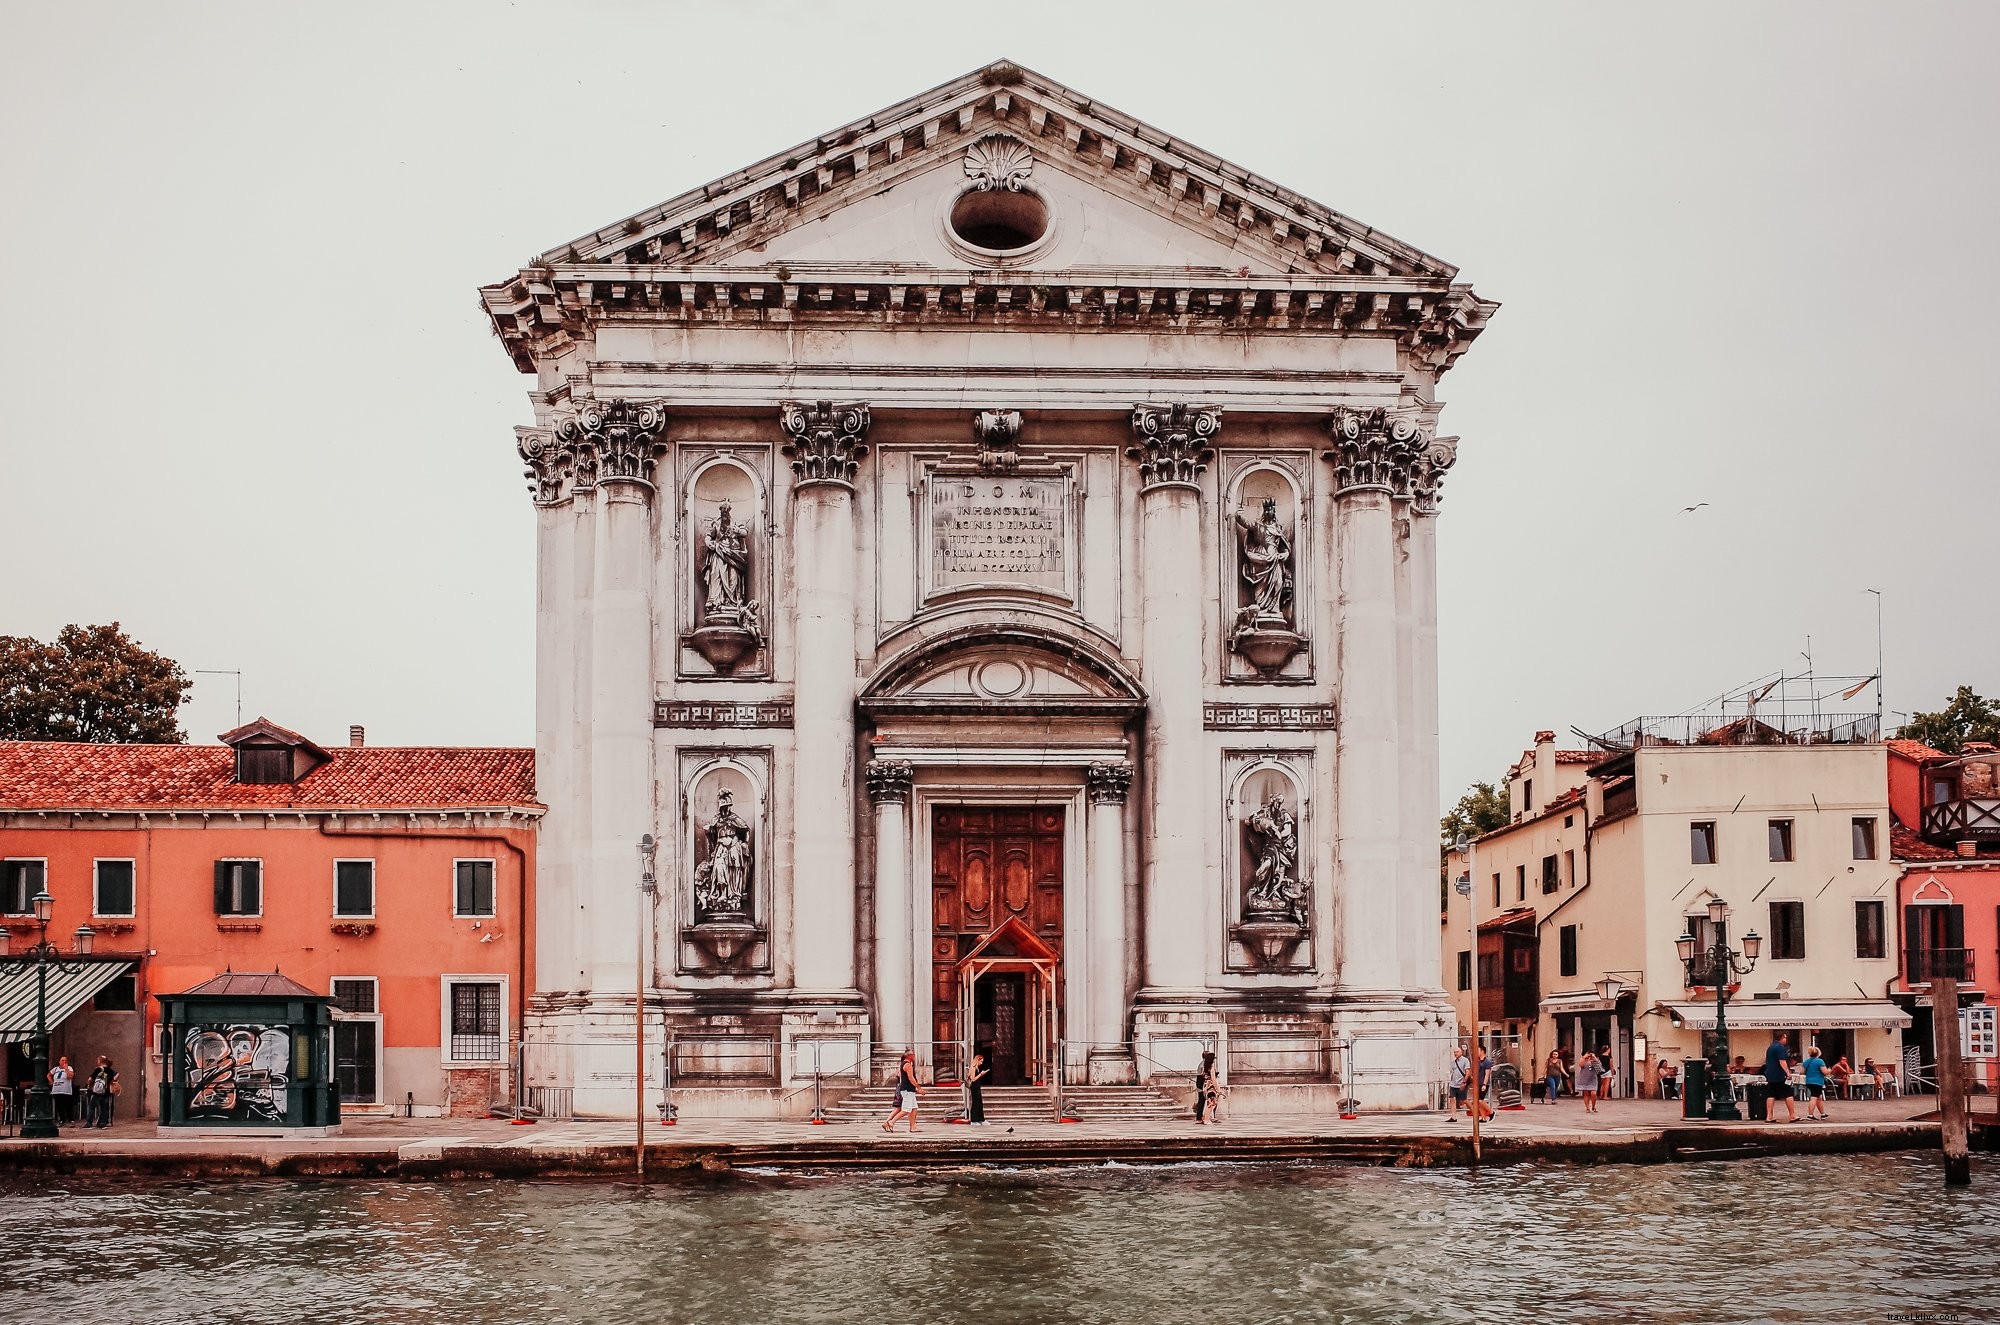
[0,623,190,743]
[1441,779,1509,846]
[1895,685,2000,755]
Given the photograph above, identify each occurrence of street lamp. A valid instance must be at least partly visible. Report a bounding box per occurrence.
[2,890,98,1139]
[1452,832,1483,1161]
[1676,899,1761,1122]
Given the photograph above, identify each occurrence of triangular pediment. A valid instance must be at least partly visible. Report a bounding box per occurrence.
[539,60,1454,283]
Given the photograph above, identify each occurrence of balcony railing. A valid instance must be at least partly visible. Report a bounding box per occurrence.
[1921,798,2000,844]
[1905,947,1974,983]
[1589,712,1879,751]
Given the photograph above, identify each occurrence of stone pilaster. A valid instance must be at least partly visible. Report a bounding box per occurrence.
[1324,407,1420,997]
[576,401,668,996]
[1085,763,1134,1054]
[782,401,872,997]
[1130,404,1219,998]
[1399,435,1456,991]
[866,760,915,1056]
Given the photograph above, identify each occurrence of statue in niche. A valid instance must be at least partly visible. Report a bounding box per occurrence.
[688,498,763,672]
[1234,497,1294,627]
[692,789,753,922]
[1228,497,1306,676]
[1243,791,1307,927]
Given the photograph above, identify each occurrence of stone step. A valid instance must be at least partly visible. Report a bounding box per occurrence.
[820,1084,1184,1123]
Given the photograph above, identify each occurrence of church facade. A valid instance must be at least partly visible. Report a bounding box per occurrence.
[483,62,1496,1114]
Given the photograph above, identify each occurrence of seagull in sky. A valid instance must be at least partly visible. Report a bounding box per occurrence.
[1681,503,1708,513]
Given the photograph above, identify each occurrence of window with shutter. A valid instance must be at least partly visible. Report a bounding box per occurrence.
[94,860,136,916]
[214,860,262,916]
[453,860,497,917]
[334,861,375,918]
[2,860,45,915]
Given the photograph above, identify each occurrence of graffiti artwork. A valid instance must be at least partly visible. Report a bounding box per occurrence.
[185,1024,291,1122]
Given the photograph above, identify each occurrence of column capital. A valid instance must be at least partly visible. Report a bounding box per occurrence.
[865,759,914,804]
[1323,406,1430,499]
[1086,762,1134,805]
[1128,403,1220,494]
[781,401,872,491]
[1409,434,1459,515]
[516,426,567,506]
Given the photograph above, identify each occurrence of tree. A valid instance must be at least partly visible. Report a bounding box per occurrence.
[1441,779,1509,845]
[1895,685,2000,755]
[0,623,190,743]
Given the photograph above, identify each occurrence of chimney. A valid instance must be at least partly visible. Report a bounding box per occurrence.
[1958,841,1979,859]
[1534,729,1557,802]
[349,725,365,748]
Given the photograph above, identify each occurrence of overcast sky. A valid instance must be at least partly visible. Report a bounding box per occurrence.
[4,2,1996,804]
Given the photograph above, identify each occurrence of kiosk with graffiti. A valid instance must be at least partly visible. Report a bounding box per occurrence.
[185,1024,292,1122]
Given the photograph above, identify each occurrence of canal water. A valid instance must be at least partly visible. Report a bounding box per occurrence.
[1,1153,1993,1323]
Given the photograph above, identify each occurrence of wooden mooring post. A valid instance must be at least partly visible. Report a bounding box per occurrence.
[1933,976,1971,1187]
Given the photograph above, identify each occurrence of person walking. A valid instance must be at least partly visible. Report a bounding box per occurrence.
[965,1049,990,1126]
[882,1051,922,1134]
[1193,1050,1221,1125]
[84,1057,118,1129]
[1448,1046,1471,1118]
[1762,1033,1798,1123]
[1574,1051,1603,1113]
[1543,1050,1568,1105]
[48,1056,75,1125]
[1801,1045,1831,1120]
[1471,1048,1495,1122]
[1598,1044,1618,1102]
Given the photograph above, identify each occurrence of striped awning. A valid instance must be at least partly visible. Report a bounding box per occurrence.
[0,960,134,1043]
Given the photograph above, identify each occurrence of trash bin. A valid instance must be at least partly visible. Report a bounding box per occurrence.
[1681,1058,1710,1120]
[1745,1081,1770,1122]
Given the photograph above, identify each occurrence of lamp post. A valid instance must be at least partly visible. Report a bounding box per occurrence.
[4,889,96,1139]
[1452,832,1481,1163]
[1676,897,1761,1122]
[636,833,657,1182]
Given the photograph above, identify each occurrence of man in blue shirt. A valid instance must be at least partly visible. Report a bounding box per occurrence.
[1762,1033,1798,1122]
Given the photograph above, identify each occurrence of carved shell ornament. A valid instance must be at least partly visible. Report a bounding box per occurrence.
[964,135,1034,192]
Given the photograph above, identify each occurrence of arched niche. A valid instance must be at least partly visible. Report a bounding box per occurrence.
[685,758,766,928]
[1223,463,1310,681]
[1229,760,1309,926]
[682,457,767,675]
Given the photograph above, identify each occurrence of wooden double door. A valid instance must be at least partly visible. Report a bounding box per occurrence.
[931,805,1064,1085]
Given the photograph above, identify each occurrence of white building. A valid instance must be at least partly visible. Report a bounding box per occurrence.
[1445,721,1909,1097]
[484,61,1495,1114]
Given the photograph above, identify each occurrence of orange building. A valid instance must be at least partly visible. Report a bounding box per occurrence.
[1887,737,2000,1092]
[0,719,538,1118]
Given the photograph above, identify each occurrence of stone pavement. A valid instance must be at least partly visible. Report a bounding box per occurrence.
[0,1096,1955,1178]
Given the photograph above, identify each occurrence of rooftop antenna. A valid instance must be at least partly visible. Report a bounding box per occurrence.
[196,669,242,726]
[1865,588,1885,736]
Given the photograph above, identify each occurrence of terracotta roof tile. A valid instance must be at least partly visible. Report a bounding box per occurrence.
[1886,738,1947,762]
[0,741,539,812]
[1892,821,1960,862]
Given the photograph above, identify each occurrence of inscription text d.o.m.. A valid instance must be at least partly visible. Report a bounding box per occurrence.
[927,474,1070,597]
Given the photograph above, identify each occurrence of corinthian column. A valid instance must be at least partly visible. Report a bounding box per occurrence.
[866,760,915,1058]
[1129,403,1219,998]
[1400,436,1458,992]
[519,425,583,993]
[566,400,668,995]
[1085,762,1134,1053]
[782,401,871,997]
[1324,408,1419,997]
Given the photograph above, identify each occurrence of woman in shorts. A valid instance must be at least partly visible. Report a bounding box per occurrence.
[882,1051,922,1133]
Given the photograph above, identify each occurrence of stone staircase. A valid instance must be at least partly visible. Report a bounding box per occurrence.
[819,1083,1185,1124]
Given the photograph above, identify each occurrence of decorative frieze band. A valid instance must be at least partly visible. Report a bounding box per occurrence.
[518,400,670,504]
[865,759,915,805]
[654,700,795,729]
[780,400,872,491]
[1321,406,1456,509]
[1085,762,1134,805]
[1128,403,1221,493]
[1202,702,1337,731]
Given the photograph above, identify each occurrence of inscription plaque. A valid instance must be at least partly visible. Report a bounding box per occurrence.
[925,474,1070,598]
